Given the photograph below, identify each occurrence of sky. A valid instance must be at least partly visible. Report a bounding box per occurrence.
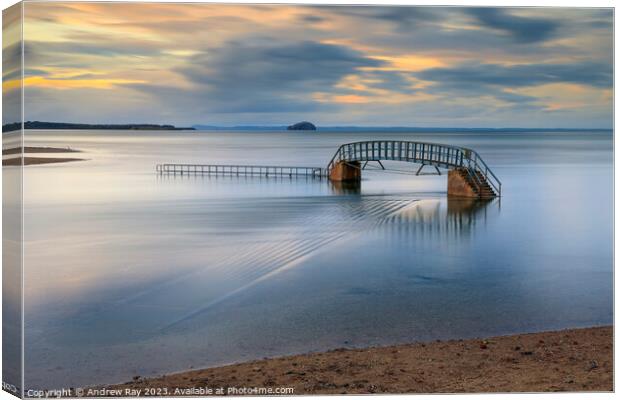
[4,3,614,128]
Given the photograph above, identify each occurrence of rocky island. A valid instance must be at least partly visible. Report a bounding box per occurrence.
[287,121,317,130]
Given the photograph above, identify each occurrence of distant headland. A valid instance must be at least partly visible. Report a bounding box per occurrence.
[2,121,195,132]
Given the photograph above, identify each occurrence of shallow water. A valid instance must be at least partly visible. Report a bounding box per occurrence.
[20,129,612,389]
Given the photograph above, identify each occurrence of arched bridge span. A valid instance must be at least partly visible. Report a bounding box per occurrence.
[326,140,501,198]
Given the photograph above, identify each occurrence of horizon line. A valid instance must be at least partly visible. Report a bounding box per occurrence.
[2,121,612,132]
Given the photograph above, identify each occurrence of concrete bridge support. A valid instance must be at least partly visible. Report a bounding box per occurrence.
[329,161,361,182]
[447,168,499,199]
[447,169,478,198]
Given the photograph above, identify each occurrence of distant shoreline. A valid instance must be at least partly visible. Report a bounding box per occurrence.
[2,121,195,133]
[2,121,611,133]
[101,326,612,395]
[193,126,612,132]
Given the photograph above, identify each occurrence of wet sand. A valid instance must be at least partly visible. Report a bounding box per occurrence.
[2,146,81,155]
[2,146,84,165]
[105,326,612,394]
[3,157,85,166]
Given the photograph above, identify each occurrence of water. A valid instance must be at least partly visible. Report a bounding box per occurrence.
[20,130,612,389]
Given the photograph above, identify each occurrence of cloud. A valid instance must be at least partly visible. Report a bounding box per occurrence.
[329,6,437,29]
[491,90,538,104]
[417,61,612,90]
[171,40,383,113]
[299,14,325,24]
[467,8,559,43]
[2,87,22,125]
[4,68,50,81]
[411,60,612,115]
[333,70,417,96]
[2,42,23,80]
[25,39,163,60]
[16,3,613,128]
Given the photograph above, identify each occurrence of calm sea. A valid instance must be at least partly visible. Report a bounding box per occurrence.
[19,129,612,389]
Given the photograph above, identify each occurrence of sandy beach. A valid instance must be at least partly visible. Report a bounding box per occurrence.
[104,326,612,394]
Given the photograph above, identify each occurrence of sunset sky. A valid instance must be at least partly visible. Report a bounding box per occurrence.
[5,3,614,128]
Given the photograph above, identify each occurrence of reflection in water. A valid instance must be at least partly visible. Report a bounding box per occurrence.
[26,194,419,342]
[155,173,329,184]
[28,194,492,344]
[382,197,498,241]
[329,180,361,195]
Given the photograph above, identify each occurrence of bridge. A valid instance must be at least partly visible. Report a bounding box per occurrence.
[157,140,501,199]
[326,141,501,198]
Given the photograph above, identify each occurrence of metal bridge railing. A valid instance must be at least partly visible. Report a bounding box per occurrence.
[156,163,327,178]
[465,150,502,196]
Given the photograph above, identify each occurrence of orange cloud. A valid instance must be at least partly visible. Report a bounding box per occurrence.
[368,54,446,72]
[3,79,21,92]
[17,76,146,90]
[331,94,371,104]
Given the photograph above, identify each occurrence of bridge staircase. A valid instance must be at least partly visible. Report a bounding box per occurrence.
[455,168,497,199]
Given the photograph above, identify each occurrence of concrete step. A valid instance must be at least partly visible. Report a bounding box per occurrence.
[453,168,497,198]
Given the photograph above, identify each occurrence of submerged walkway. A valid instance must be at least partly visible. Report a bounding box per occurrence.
[156,163,326,178]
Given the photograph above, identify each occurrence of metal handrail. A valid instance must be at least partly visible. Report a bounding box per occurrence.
[158,163,325,171]
[156,163,327,177]
[468,150,502,196]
